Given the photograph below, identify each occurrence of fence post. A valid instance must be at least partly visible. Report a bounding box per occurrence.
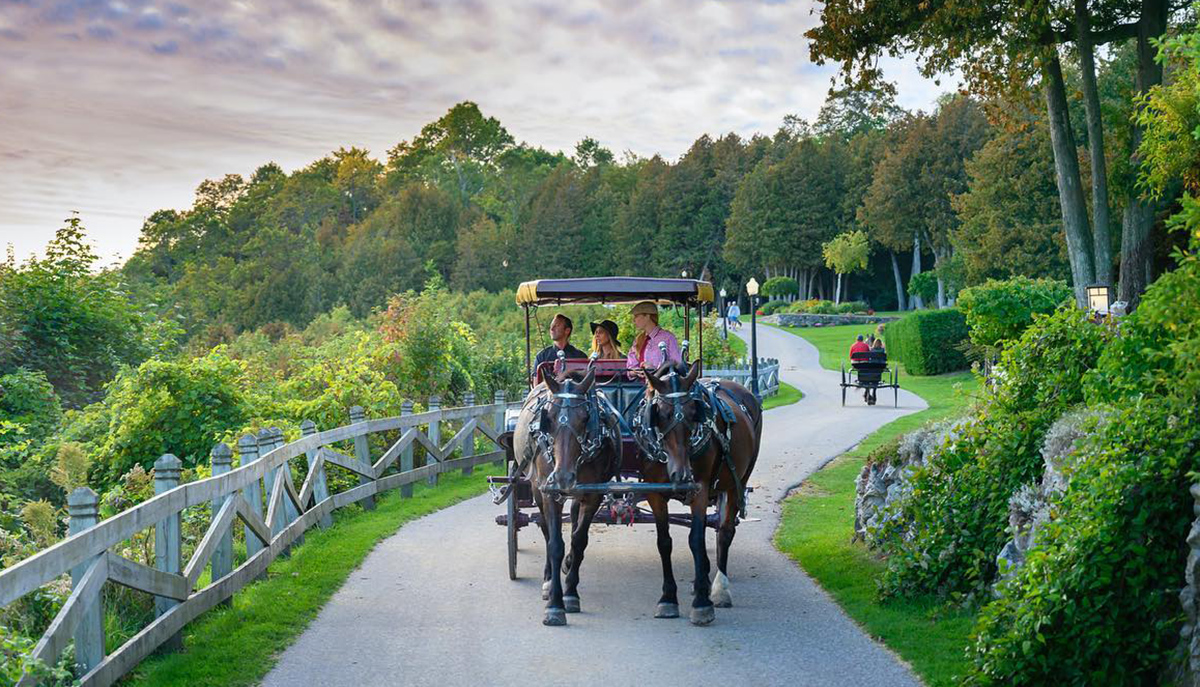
[462,392,475,476]
[350,406,375,510]
[274,427,303,548]
[401,401,414,498]
[427,396,441,487]
[493,390,506,466]
[67,487,104,674]
[301,420,332,528]
[153,454,183,653]
[238,434,264,564]
[210,443,233,607]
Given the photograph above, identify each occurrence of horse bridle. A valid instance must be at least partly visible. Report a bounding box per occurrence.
[633,373,714,464]
[528,388,614,467]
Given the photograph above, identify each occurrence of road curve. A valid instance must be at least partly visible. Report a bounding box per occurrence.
[262,324,927,687]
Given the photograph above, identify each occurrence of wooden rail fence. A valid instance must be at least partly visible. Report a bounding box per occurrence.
[0,392,515,686]
[707,358,781,397]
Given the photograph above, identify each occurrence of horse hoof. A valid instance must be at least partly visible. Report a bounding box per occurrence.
[543,608,567,626]
[690,605,715,626]
[563,596,581,613]
[542,581,551,600]
[654,602,679,618]
[711,571,733,608]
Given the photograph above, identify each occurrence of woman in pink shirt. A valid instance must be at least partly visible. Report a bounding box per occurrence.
[627,301,682,374]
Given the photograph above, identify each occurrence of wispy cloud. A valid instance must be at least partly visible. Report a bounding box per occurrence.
[0,0,951,261]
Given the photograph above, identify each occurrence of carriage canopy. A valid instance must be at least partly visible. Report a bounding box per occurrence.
[515,277,714,307]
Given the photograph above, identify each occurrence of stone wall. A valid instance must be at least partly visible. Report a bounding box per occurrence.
[768,313,900,328]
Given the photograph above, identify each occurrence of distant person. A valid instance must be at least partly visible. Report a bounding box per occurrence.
[871,335,886,352]
[627,301,681,374]
[726,302,741,330]
[849,334,870,358]
[534,313,586,378]
[589,319,623,359]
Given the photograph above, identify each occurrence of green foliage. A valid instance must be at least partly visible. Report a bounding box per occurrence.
[966,399,1198,685]
[885,308,969,375]
[906,271,939,304]
[378,277,477,403]
[96,351,249,485]
[0,217,178,407]
[1136,25,1200,198]
[965,210,1200,683]
[836,300,869,314]
[822,229,871,275]
[760,299,790,316]
[0,370,61,456]
[1,624,76,687]
[762,276,799,298]
[957,276,1073,348]
[875,307,1110,600]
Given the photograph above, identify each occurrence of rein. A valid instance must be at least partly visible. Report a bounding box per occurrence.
[528,385,615,469]
[633,372,715,464]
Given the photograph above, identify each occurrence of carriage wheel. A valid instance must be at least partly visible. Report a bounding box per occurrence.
[507,468,519,580]
[841,385,846,406]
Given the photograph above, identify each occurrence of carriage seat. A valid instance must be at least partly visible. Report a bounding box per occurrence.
[850,350,888,384]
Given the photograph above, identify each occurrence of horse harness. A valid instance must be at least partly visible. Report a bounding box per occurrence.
[632,375,748,517]
[524,386,618,475]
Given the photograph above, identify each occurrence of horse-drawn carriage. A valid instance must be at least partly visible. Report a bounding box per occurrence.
[840,350,899,406]
[488,277,762,626]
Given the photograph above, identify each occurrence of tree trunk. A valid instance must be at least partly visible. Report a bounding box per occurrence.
[1118,0,1168,310]
[910,233,925,310]
[890,251,908,311]
[835,273,843,304]
[1076,0,1114,287]
[806,269,817,301]
[1043,50,1096,307]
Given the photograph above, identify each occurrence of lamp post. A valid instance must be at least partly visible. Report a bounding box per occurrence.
[719,287,728,340]
[1086,283,1113,316]
[747,277,760,397]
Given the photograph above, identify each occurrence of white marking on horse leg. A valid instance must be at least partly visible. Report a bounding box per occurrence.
[711,571,732,608]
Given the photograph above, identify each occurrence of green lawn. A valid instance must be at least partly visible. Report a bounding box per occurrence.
[772,323,980,686]
[763,381,802,410]
[127,465,502,687]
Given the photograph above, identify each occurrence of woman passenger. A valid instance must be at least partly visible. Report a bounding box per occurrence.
[626,301,682,374]
[590,319,624,359]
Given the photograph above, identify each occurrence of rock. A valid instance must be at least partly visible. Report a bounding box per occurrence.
[768,313,901,328]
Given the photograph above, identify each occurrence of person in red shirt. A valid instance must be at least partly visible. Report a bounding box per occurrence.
[849,335,871,357]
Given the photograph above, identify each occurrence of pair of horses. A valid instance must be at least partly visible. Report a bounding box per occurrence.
[501,360,762,626]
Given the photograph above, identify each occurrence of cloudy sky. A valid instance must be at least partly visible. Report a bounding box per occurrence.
[0,0,949,263]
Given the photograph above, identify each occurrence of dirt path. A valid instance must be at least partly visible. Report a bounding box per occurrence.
[262,325,927,686]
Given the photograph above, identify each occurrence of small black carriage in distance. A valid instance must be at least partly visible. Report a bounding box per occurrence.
[840,350,900,407]
[488,277,745,580]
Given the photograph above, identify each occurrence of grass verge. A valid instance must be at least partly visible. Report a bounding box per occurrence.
[763,381,802,410]
[126,465,502,687]
[771,323,979,686]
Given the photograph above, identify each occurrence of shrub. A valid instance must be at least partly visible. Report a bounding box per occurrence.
[957,276,1072,348]
[966,399,1200,685]
[884,308,969,375]
[836,300,869,314]
[762,276,798,299]
[96,350,250,486]
[809,300,838,314]
[907,271,939,304]
[760,299,789,316]
[875,307,1110,599]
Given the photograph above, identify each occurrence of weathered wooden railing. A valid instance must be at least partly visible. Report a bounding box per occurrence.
[707,358,781,397]
[0,392,515,686]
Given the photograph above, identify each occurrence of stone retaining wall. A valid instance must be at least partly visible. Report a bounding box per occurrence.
[767,313,901,328]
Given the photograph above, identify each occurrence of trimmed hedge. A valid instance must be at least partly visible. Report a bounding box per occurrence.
[885,309,969,375]
[760,299,790,315]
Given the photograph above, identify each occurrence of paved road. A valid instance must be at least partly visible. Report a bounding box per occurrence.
[263,325,927,687]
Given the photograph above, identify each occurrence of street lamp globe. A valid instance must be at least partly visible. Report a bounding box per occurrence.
[746,278,759,297]
[719,288,727,298]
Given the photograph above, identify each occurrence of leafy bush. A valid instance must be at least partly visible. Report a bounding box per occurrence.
[965,195,1200,684]
[875,307,1110,599]
[95,351,250,486]
[762,276,798,298]
[907,271,939,304]
[809,300,838,314]
[884,308,969,375]
[760,299,789,315]
[0,217,181,407]
[957,276,1072,348]
[836,300,869,314]
[966,399,1199,685]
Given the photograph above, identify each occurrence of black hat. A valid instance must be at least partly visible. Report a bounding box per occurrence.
[590,319,620,345]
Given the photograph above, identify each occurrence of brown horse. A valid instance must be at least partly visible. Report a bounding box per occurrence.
[634,360,761,625]
[506,366,621,626]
